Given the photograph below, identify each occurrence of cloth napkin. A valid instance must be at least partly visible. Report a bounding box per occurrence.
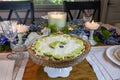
[24,32,47,47]
[86,46,120,80]
[0,52,29,80]
[0,60,15,80]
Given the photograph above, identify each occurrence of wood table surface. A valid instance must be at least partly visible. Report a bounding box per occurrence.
[22,58,98,80]
[22,42,107,80]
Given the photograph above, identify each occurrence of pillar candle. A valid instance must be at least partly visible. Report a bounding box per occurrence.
[48,12,67,30]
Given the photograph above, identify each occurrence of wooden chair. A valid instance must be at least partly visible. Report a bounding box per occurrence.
[0,16,3,21]
[0,1,35,24]
[63,0,101,22]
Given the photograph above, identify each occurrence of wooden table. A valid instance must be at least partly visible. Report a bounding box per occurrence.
[22,41,108,80]
[22,58,98,80]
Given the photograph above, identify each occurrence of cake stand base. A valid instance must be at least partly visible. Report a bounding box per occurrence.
[44,66,72,78]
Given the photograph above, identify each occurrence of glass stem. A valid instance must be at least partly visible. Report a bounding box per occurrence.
[18,33,23,45]
[89,30,94,40]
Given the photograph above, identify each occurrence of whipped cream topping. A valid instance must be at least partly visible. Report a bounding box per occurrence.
[34,34,84,57]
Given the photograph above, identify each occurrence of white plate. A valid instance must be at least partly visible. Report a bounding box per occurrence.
[106,45,120,66]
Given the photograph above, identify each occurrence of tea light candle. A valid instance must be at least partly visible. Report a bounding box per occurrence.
[68,27,74,31]
[12,24,29,44]
[85,21,99,46]
[48,12,67,30]
[85,21,99,30]
[12,24,29,33]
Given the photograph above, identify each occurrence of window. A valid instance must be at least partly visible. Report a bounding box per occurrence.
[33,0,75,5]
[1,0,93,11]
[33,0,93,5]
[33,0,75,10]
[33,0,92,10]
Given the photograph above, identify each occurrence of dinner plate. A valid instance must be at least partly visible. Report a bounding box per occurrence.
[106,45,120,66]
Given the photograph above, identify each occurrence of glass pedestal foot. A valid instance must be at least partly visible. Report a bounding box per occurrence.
[89,39,97,46]
[44,66,72,78]
[7,52,24,60]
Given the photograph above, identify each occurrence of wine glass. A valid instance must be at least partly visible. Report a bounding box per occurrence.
[3,28,17,42]
[1,20,17,42]
[83,12,92,23]
[1,20,21,59]
[82,10,93,31]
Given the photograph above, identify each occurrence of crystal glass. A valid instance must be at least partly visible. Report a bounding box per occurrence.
[83,12,92,23]
[1,20,17,42]
[3,28,17,42]
[0,20,25,60]
[9,42,27,60]
[82,11,93,31]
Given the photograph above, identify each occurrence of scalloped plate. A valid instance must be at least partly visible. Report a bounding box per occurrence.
[106,45,120,66]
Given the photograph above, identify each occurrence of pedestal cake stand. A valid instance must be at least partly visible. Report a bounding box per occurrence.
[28,34,90,78]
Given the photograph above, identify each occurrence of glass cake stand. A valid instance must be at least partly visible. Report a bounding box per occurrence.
[28,35,90,78]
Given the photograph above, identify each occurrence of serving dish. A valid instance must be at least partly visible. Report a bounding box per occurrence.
[106,45,120,66]
[28,33,91,78]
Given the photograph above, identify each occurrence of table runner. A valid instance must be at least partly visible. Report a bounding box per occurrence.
[86,46,120,80]
[0,52,29,80]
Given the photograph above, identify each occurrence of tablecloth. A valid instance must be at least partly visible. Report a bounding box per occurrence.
[86,46,120,80]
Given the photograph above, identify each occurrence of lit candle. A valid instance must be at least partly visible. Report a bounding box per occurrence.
[12,24,29,33]
[68,27,73,31]
[85,21,100,30]
[85,21,99,45]
[12,24,29,44]
[48,12,67,30]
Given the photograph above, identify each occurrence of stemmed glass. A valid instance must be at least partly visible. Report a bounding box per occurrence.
[1,20,17,42]
[83,10,93,24]
[3,25,17,42]
[1,20,22,59]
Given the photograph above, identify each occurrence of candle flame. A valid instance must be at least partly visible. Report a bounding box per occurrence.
[18,24,21,28]
[68,27,73,30]
[91,20,94,24]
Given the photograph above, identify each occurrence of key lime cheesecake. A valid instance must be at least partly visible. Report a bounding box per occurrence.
[28,34,89,62]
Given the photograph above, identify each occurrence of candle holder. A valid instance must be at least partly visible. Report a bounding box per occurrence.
[12,24,29,45]
[7,24,29,59]
[48,12,67,31]
[85,21,100,46]
[18,33,23,45]
[89,29,97,45]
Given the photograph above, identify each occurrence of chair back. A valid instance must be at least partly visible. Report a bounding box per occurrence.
[63,0,101,22]
[0,16,3,21]
[0,1,35,24]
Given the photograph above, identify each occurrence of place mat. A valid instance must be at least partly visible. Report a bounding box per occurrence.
[0,60,15,80]
[0,52,29,80]
[86,46,120,80]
